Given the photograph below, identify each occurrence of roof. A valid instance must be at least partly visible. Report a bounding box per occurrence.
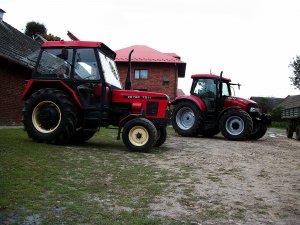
[42,40,116,59]
[191,74,231,82]
[42,40,101,48]
[0,20,40,69]
[250,96,284,108]
[279,95,300,109]
[115,45,186,77]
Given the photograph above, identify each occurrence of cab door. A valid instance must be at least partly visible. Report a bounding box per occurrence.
[191,78,217,112]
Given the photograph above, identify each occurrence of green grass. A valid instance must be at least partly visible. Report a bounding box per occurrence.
[0,128,183,225]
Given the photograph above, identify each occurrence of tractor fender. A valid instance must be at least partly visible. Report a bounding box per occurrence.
[22,80,83,108]
[171,95,206,112]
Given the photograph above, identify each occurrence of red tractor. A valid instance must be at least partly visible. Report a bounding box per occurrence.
[171,72,271,140]
[22,41,170,152]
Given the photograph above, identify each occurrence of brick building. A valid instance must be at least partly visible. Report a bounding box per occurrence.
[115,45,186,101]
[0,10,40,126]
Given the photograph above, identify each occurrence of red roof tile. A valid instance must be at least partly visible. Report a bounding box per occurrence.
[115,45,186,77]
[115,45,185,64]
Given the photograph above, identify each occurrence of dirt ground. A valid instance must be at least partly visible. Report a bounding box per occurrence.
[144,128,300,224]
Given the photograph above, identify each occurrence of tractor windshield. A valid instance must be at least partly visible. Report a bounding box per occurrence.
[221,82,230,96]
[98,51,122,89]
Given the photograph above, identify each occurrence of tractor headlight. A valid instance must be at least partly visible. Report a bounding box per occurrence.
[249,107,260,113]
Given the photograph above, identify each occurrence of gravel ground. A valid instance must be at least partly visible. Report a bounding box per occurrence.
[145,128,300,224]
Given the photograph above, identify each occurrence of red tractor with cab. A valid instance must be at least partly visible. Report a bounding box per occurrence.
[171,72,271,140]
[22,41,170,152]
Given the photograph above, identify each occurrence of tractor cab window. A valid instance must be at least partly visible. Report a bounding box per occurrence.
[98,51,122,89]
[34,48,73,79]
[192,78,217,112]
[74,49,100,81]
[221,82,230,96]
[193,79,216,98]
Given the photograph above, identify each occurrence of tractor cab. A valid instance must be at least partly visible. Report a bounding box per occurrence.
[27,41,121,109]
[190,74,232,113]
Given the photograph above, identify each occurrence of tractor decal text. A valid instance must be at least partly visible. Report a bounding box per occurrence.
[124,96,168,100]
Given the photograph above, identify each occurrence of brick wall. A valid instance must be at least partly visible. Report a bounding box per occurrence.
[0,59,32,126]
[117,62,178,101]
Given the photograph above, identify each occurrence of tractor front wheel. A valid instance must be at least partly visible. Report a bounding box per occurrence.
[22,88,77,144]
[220,110,253,141]
[249,124,268,140]
[155,126,167,147]
[122,118,157,152]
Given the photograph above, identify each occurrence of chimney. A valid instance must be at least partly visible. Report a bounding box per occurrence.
[0,9,5,22]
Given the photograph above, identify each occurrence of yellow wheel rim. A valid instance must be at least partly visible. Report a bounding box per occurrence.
[128,126,149,146]
[32,101,61,133]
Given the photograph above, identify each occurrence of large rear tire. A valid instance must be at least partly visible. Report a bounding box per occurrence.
[22,88,77,144]
[69,129,96,144]
[171,101,202,137]
[122,118,157,152]
[220,110,253,141]
[249,124,267,140]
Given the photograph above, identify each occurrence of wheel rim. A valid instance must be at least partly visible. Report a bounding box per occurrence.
[32,101,61,133]
[176,107,195,130]
[128,126,149,146]
[225,116,244,136]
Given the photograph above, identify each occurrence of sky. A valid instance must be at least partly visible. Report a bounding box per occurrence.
[2,0,300,99]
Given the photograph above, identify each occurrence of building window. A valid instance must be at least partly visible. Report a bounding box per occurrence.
[135,69,148,79]
[162,76,169,87]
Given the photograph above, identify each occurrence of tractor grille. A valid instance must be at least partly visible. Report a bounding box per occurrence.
[146,102,158,115]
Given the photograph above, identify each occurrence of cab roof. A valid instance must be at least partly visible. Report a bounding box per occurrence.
[191,74,231,82]
[42,40,101,48]
[42,40,116,59]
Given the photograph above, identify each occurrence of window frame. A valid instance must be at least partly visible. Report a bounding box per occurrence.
[134,69,148,79]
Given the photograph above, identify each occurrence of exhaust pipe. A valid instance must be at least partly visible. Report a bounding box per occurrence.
[125,49,134,90]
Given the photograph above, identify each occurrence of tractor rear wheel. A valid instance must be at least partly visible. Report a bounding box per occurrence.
[249,124,267,140]
[122,118,157,152]
[69,129,96,144]
[172,101,202,137]
[155,126,167,147]
[22,88,77,144]
[220,110,253,141]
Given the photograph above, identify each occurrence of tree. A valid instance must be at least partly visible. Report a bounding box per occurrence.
[43,33,61,41]
[270,105,284,122]
[289,55,300,90]
[25,21,47,38]
[24,21,61,41]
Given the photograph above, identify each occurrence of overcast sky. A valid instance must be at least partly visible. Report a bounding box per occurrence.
[2,0,300,99]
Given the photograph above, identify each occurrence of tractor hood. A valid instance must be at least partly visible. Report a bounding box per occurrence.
[224,96,258,110]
